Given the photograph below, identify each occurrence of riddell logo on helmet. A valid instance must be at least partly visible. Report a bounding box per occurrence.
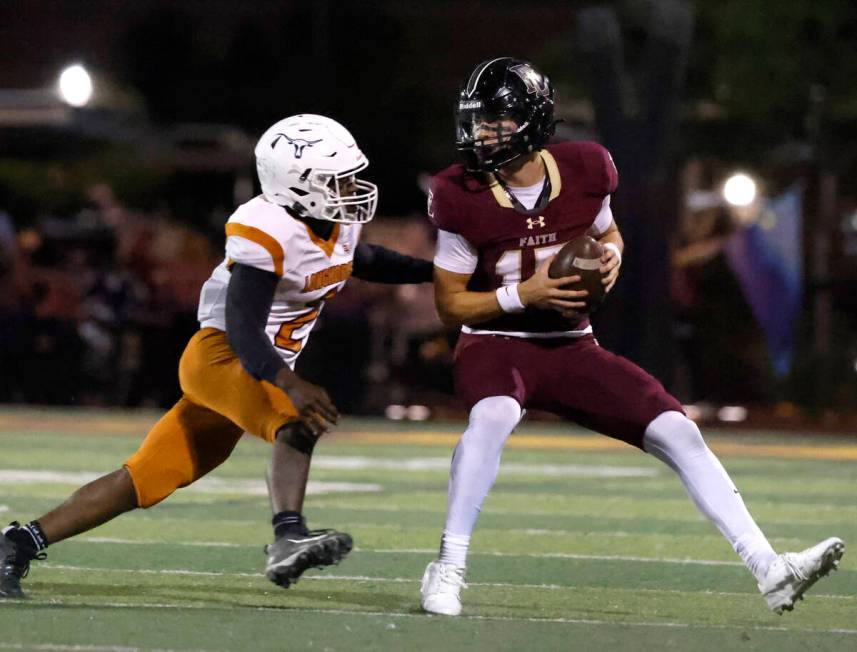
[459,100,483,110]
[271,133,322,158]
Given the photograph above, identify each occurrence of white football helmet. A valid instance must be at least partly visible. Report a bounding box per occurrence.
[254,114,378,223]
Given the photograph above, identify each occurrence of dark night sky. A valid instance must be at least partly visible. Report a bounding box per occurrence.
[1,1,584,215]
[4,1,857,216]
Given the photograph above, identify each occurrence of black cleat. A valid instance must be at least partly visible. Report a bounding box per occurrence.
[264,529,353,589]
[1,523,45,600]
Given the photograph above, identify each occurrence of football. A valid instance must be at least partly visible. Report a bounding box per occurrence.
[548,235,606,314]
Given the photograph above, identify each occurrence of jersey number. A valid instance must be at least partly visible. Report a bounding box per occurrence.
[495,243,564,285]
[274,289,337,353]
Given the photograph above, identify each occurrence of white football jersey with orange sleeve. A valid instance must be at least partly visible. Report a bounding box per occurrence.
[198,195,361,369]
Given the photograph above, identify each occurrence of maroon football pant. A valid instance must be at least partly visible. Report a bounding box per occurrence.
[453,333,684,449]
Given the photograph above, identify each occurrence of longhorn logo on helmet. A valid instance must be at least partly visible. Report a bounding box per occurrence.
[271,133,323,158]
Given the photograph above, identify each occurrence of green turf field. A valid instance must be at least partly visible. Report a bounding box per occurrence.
[1,409,855,651]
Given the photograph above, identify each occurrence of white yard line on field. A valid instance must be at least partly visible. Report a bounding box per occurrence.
[0,470,380,496]
[0,504,9,513]
[5,603,857,637]
[85,537,246,548]
[0,457,658,495]
[255,607,857,636]
[311,456,660,478]
[298,501,857,531]
[362,547,749,566]
[0,457,655,506]
[40,562,856,602]
[69,538,845,571]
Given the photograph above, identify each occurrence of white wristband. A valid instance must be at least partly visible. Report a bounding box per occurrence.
[603,242,622,263]
[496,284,526,313]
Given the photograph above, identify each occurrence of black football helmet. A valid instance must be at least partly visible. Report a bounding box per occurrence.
[455,57,556,173]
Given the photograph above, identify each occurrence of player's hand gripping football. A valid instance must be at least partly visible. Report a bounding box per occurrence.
[518,258,588,312]
[275,367,339,436]
[600,245,621,294]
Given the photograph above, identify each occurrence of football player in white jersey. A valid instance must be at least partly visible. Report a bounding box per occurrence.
[1,114,434,599]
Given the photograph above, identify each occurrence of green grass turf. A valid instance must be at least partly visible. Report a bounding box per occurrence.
[1,410,855,651]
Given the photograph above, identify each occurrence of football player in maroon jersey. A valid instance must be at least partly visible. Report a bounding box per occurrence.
[419,57,843,617]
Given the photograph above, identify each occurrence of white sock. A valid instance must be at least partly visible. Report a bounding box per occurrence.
[440,396,522,568]
[643,411,778,581]
[439,531,470,568]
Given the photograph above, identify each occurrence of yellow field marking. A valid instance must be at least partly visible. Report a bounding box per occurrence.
[334,432,857,460]
[711,441,857,461]
[333,431,629,451]
[0,413,153,435]
[3,412,857,461]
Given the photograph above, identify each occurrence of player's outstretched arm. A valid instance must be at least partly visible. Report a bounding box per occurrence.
[225,264,338,438]
[434,262,587,327]
[352,242,434,284]
[226,264,285,383]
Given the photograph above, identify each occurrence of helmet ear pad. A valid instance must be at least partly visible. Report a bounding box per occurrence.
[455,58,555,173]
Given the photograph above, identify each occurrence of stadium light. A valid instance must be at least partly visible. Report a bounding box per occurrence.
[717,406,748,423]
[683,405,702,421]
[722,173,757,207]
[58,64,93,107]
[385,404,407,421]
[406,405,431,421]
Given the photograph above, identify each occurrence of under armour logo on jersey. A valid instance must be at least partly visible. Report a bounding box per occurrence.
[510,64,550,97]
[271,133,323,158]
[526,216,545,230]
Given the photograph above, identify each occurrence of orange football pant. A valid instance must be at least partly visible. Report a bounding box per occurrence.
[124,327,298,508]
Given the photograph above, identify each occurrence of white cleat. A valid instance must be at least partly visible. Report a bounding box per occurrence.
[758,537,845,614]
[420,560,467,616]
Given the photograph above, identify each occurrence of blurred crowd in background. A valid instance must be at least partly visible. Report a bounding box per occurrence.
[0,184,451,414]
[2,160,854,425]
[0,183,216,407]
[3,1,857,425]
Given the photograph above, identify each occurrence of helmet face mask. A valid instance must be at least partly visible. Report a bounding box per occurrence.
[456,113,530,172]
[254,114,378,224]
[455,58,556,173]
[308,168,377,223]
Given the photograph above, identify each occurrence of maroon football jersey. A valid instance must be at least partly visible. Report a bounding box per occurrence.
[429,141,618,334]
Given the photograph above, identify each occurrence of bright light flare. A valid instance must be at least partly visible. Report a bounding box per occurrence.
[385,404,407,421]
[406,405,430,421]
[722,173,757,207]
[58,64,93,107]
[717,406,748,423]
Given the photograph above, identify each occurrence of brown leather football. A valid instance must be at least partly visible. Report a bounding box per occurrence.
[548,235,606,314]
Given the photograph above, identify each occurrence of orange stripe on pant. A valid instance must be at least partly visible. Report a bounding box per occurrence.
[124,327,298,508]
